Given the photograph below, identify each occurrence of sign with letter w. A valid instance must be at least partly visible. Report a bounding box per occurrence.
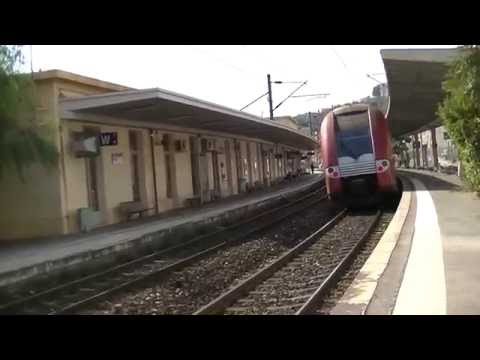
[99,132,118,146]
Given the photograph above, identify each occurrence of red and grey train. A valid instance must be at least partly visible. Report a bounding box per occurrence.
[319,104,399,206]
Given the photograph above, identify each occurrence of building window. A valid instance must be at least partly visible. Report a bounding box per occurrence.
[129,130,141,202]
[201,138,208,153]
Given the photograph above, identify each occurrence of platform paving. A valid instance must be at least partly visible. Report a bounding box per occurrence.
[394,169,480,314]
[332,169,480,315]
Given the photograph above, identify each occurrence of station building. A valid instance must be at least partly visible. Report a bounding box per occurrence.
[0,70,317,241]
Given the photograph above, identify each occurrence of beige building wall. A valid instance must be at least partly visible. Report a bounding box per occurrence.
[102,126,137,224]
[206,151,215,192]
[0,71,312,240]
[61,124,195,231]
[256,143,264,185]
[249,141,260,185]
[271,145,279,180]
[0,164,64,240]
[61,122,149,231]
[152,131,168,210]
[173,134,194,205]
[226,138,238,196]
[0,79,65,241]
[275,145,286,178]
[239,140,249,183]
[61,121,92,233]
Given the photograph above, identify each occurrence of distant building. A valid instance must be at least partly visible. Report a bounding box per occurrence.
[293,110,330,137]
[406,126,458,170]
[360,83,389,114]
[372,83,389,97]
[272,116,299,130]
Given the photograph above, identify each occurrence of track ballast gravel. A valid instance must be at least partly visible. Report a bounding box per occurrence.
[81,201,338,315]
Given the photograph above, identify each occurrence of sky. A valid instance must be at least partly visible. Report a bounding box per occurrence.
[22,45,457,118]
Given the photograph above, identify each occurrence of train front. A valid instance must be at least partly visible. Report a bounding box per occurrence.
[320,104,397,207]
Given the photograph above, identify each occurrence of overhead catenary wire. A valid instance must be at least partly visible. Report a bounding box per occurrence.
[240,91,269,111]
[272,81,308,112]
[329,45,349,71]
[328,45,370,104]
[291,93,330,98]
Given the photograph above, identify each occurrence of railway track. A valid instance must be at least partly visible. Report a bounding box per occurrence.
[0,183,327,315]
[194,209,382,315]
[316,210,396,314]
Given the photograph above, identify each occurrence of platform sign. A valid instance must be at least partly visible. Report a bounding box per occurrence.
[112,153,124,165]
[99,132,118,146]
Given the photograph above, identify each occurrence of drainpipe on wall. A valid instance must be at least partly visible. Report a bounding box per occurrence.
[150,129,159,214]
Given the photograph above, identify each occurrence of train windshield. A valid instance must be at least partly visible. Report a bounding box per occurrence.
[335,111,373,159]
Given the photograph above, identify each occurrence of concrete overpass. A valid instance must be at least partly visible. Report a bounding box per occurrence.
[381,48,462,138]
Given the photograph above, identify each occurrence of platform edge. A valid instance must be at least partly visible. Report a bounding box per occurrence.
[329,176,414,315]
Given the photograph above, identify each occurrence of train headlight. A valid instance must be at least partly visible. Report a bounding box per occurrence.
[376,159,390,173]
[326,166,340,178]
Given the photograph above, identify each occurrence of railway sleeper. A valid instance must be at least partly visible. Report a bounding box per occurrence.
[237,298,256,304]
[250,286,319,296]
[258,280,324,290]
[279,294,312,303]
[225,307,252,313]
[79,288,97,292]
[265,304,304,312]
[246,293,311,305]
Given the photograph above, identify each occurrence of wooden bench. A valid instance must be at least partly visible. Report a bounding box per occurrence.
[118,201,155,221]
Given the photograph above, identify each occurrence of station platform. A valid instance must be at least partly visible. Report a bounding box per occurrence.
[0,174,323,288]
[332,168,480,315]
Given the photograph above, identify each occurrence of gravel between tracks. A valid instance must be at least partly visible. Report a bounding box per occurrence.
[314,210,396,315]
[224,212,378,315]
[81,202,338,315]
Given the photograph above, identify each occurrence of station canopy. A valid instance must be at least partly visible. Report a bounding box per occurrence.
[381,48,463,137]
[61,88,317,150]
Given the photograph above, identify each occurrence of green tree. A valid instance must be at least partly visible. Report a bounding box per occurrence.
[0,45,58,180]
[438,45,480,191]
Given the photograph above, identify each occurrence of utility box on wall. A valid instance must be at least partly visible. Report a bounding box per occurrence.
[71,132,100,158]
[78,207,103,232]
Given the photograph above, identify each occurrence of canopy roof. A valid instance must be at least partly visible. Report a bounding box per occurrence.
[381,48,462,137]
[61,88,317,150]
